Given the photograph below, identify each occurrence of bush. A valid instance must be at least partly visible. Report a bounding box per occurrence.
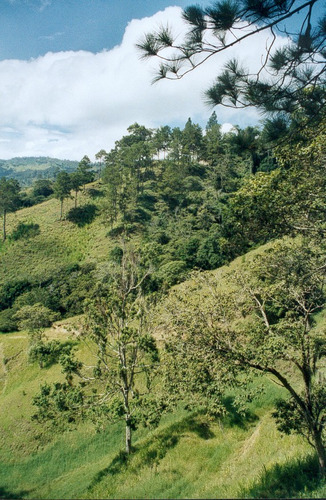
[156,260,188,289]
[109,246,124,264]
[14,303,60,331]
[196,234,224,270]
[0,308,18,333]
[32,179,54,198]
[13,287,56,312]
[0,279,32,311]
[29,339,77,368]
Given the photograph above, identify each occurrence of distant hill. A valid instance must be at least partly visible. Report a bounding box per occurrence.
[0,156,79,186]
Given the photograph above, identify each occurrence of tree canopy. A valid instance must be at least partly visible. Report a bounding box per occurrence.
[138,0,326,123]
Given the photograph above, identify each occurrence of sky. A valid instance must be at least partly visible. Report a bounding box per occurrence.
[0,0,323,161]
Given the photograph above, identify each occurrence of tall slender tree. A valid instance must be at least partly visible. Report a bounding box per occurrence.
[0,178,20,241]
[53,171,72,219]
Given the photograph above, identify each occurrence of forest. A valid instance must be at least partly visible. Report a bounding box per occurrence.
[0,0,325,498]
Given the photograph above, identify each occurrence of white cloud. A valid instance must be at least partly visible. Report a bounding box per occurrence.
[0,6,285,160]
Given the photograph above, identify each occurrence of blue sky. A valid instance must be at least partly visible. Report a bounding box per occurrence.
[1,0,211,60]
[0,0,324,160]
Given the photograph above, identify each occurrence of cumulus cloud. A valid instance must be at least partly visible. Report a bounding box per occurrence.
[0,6,285,160]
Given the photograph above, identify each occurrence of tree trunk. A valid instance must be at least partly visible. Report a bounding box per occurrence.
[60,199,63,219]
[3,210,6,241]
[125,417,132,455]
[313,430,326,478]
[75,190,78,208]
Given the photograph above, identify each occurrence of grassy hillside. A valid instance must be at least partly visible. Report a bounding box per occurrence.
[0,183,325,499]
[1,319,325,500]
[0,187,110,286]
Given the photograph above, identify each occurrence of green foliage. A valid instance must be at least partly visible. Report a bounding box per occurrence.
[155,260,188,289]
[0,177,21,240]
[53,171,72,219]
[32,249,162,454]
[32,179,54,198]
[161,236,326,474]
[0,308,18,333]
[109,246,123,264]
[0,279,32,312]
[29,339,77,369]
[14,303,60,332]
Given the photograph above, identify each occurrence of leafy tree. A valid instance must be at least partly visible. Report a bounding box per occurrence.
[163,238,326,476]
[32,179,53,198]
[152,125,172,159]
[53,171,72,219]
[226,126,262,174]
[225,116,326,249]
[181,118,204,162]
[205,110,219,131]
[70,171,83,208]
[138,0,326,124]
[14,303,60,366]
[32,249,162,454]
[77,155,94,190]
[95,149,107,180]
[0,178,20,241]
[14,303,59,333]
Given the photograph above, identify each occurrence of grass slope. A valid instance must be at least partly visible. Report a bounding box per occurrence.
[0,192,325,498]
[0,186,110,287]
[0,327,323,499]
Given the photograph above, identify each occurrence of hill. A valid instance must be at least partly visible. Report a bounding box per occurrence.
[0,157,79,186]
[0,117,325,498]
[0,256,325,498]
[0,187,325,498]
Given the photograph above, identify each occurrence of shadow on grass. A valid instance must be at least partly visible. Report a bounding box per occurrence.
[239,454,323,499]
[0,486,30,499]
[222,396,259,429]
[66,204,98,227]
[86,188,105,198]
[88,413,215,491]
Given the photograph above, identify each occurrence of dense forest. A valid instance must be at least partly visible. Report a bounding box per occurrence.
[0,0,325,498]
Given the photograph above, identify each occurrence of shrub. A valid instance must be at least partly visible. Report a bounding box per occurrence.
[14,303,60,331]
[0,279,32,311]
[109,246,123,264]
[0,308,18,333]
[156,260,188,288]
[29,339,77,368]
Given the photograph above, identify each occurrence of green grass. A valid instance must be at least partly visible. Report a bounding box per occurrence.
[1,329,324,499]
[0,196,325,498]
[0,187,111,286]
